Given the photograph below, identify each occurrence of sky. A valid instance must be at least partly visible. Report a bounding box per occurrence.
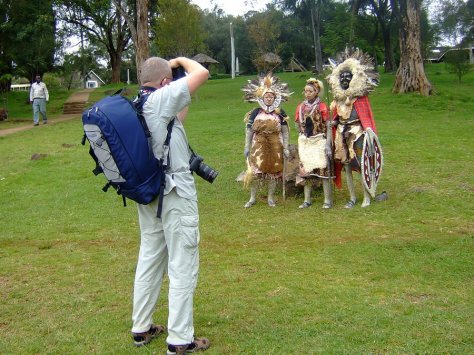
[191,0,270,16]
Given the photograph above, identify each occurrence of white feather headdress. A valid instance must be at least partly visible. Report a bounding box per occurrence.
[242,73,292,112]
[327,49,379,101]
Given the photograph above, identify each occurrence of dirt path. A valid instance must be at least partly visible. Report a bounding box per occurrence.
[0,89,94,137]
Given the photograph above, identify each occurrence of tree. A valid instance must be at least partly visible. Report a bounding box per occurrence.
[392,0,431,96]
[319,2,353,57]
[247,11,281,55]
[369,0,397,72]
[280,0,324,73]
[113,0,151,84]
[444,49,472,82]
[277,11,314,69]
[56,0,131,83]
[0,0,56,90]
[154,0,205,57]
[434,0,474,46]
[60,48,105,90]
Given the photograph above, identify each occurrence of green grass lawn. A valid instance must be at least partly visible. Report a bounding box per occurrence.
[0,63,473,354]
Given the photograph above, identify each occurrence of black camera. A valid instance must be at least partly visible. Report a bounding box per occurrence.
[172,66,186,81]
[189,152,218,183]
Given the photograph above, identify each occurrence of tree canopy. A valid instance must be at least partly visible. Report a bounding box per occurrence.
[153,0,205,58]
[0,0,56,90]
[1,0,465,94]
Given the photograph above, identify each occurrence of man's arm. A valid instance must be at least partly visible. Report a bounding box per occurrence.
[169,57,209,95]
[43,83,49,102]
[177,106,189,123]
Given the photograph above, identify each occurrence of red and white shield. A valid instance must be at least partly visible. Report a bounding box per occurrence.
[362,128,383,198]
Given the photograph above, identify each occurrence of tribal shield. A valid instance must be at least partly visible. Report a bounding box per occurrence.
[361,128,383,198]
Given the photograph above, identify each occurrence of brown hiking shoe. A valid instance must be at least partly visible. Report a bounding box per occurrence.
[167,337,211,354]
[132,324,165,347]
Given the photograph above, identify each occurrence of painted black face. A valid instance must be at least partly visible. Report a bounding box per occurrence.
[339,71,353,90]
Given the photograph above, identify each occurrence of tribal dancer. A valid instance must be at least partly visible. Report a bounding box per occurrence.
[242,73,292,208]
[295,78,333,209]
[327,49,383,208]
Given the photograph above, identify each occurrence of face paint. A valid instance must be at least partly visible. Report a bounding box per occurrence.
[263,92,275,106]
[304,85,318,101]
[339,71,353,90]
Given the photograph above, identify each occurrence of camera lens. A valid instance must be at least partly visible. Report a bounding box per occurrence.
[189,152,218,183]
[197,163,218,184]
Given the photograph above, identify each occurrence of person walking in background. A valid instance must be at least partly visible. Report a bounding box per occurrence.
[29,75,49,126]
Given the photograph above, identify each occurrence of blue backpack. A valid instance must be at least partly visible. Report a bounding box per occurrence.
[81,90,173,217]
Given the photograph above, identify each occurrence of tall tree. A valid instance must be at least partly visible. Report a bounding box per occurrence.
[247,12,281,55]
[201,10,256,74]
[319,1,352,57]
[370,0,397,72]
[0,0,56,88]
[434,0,474,46]
[113,0,151,84]
[57,0,131,83]
[350,0,397,72]
[392,0,431,95]
[153,0,205,57]
[280,0,324,73]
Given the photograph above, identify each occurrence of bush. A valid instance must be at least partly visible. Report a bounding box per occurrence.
[444,49,472,82]
[42,73,63,91]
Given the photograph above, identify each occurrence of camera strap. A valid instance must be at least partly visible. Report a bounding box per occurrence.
[162,118,175,170]
[156,117,175,218]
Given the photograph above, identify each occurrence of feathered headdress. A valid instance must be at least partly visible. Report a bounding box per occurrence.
[327,49,379,101]
[242,73,292,112]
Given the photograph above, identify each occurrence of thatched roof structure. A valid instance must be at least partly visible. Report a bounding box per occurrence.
[192,53,219,64]
[260,52,282,64]
[253,52,282,73]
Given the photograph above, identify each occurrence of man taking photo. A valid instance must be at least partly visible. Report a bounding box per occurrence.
[130,56,210,355]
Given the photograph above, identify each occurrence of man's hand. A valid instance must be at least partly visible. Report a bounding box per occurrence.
[168,58,180,69]
[284,148,290,159]
[170,57,209,95]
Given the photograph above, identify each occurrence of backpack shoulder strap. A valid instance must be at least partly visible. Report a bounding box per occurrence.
[134,87,177,218]
[134,87,156,159]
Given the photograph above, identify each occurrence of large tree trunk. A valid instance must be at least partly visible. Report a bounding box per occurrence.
[115,0,150,85]
[110,52,122,83]
[135,0,150,84]
[370,0,396,72]
[392,0,431,95]
[310,0,323,73]
[381,25,396,72]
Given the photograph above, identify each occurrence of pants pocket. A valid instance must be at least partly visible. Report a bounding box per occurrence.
[179,215,200,252]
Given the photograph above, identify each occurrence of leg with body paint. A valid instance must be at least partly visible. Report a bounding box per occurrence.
[322,179,333,208]
[344,164,357,208]
[244,181,257,208]
[299,182,312,209]
[267,179,276,207]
